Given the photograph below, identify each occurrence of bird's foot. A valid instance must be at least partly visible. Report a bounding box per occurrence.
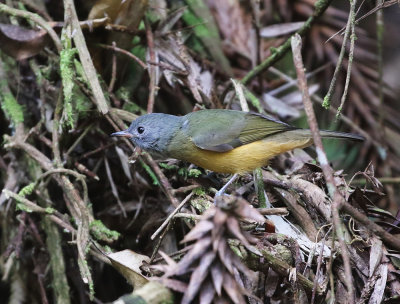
[213,174,238,204]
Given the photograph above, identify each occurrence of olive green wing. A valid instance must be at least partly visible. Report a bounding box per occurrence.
[183,110,295,152]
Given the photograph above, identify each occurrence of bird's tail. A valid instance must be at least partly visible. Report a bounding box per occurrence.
[283,129,364,141]
[318,130,364,141]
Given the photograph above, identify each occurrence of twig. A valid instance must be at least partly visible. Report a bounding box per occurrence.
[173,213,202,221]
[351,176,400,185]
[145,18,157,113]
[257,208,288,215]
[108,42,117,93]
[0,3,62,52]
[63,0,109,114]
[151,192,194,240]
[323,0,354,109]
[231,79,249,112]
[291,33,354,303]
[328,0,397,41]
[143,153,180,208]
[3,189,70,225]
[65,124,93,158]
[104,157,127,218]
[52,91,63,166]
[336,0,357,117]
[311,227,331,304]
[150,220,174,263]
[171,184,200,195]
[74,162,99,181]
[98,43,147,69]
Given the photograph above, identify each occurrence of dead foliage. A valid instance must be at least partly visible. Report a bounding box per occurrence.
[0,0,400,303]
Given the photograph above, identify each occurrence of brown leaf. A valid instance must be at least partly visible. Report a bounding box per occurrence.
[212,208,227,251]
[232,198,266,223]
[158,250,178,268]
[182,252,216,304]
[218,242,234,274]
[0,23,50,60]
[290,176,331,220]
[182,220,214,243]
[226,217,251,248]
[107,249,150,289]
[369,237,383,277]
[211,262,223,296]
[159,277,188,293]
[170,237,212,276]
[199,280,215,304]
[222,271,246,304]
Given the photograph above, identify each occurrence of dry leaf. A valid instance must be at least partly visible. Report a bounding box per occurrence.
[0,23,50,60]
[108,249,150,289]
[260,21,304,38]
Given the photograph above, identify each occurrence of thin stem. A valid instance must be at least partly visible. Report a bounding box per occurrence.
[291,34,355,303]
[336,0,357,117]
[323,0,354,109]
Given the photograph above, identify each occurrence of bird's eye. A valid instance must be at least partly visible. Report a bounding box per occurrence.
[137,126,145,134]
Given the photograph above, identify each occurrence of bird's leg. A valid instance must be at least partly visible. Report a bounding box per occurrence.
[215,174,238,198]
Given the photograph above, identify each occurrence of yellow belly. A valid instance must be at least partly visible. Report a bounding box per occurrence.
[183,138,313,174]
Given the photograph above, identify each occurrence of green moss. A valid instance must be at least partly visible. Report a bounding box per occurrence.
[269,47,278,55]
[90,220,120,242]
[314,0,329,15]
[0,89,24,124]
[178,168,187,178]
[322,95,331,109]
[45,207,55,214]
[188,168,202,178]
[140,160,159,186]
[159,163,179,170]
[102,245,113,254]
[73,59,88,84]
[18,182,35,197]
[229,243,244,259]
[73,86,91,119]
[244,90,263,113]
[335,106,342,119]
[60,48,77,128]
[190,197,212,213]
[16,203,33,213]
[193,187,205,196]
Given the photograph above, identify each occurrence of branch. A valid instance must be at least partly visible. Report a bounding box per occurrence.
[291,33,354,303]
[63,0,109,114]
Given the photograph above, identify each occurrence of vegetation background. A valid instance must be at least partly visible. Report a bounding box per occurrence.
[0,0,399,303]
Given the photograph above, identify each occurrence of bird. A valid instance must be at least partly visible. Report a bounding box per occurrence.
[111,109,363,195]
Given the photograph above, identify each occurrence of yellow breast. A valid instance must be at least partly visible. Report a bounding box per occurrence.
[182,138,313,174]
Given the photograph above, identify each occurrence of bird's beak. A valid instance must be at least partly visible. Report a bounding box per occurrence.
[111,130,133,138]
